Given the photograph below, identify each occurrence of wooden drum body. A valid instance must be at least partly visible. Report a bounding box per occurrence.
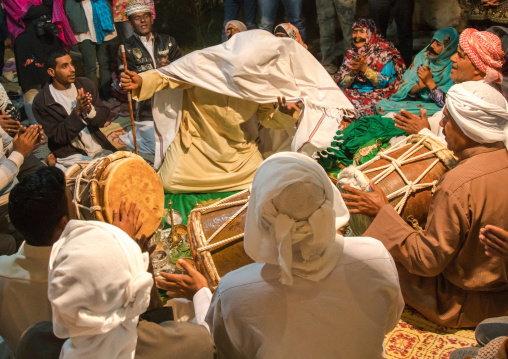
[65,151,164,237]
[337,135,457,235]
[188,190,252,289]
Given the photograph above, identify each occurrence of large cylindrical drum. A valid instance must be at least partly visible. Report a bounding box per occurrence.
[337,135,457,235]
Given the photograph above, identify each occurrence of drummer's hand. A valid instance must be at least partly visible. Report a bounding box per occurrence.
[341,180,389,217]
[113,200,143,238]
[480,225,508,260]
[393,109,430,135]
[155,259,209,301]
[120,69,143,90]
[134,233,156,254]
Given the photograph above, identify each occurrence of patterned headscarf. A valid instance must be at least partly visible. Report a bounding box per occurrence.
[334,19,405,112]
[460,28,505,84]
[274,23,307,49]
[390,27,459,102]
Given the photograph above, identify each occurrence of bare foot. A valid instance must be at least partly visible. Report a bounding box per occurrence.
[45,153,56,167]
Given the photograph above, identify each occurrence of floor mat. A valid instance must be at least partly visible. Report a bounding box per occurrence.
[385,307,477,359]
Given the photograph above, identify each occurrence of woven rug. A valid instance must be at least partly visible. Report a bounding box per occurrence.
[385,307,477,359]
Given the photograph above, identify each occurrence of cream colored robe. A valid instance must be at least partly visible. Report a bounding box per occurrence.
[133,70,297,192]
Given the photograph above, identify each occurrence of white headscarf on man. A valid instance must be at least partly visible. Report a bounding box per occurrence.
[446,81,508,149]
[244,152,350,286]
[48,220,153,359]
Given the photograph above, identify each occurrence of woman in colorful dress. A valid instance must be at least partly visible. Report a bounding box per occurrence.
[376,27,459,117]
[333,19,405,118]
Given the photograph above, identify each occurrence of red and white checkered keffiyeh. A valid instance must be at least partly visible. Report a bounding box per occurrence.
[460,28,505,84]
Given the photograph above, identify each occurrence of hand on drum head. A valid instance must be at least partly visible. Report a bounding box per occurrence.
[393,109,430,135]
[155,259,208,301]
[480,225,508,260]
[112,200,143,238]
[341,180,389,218]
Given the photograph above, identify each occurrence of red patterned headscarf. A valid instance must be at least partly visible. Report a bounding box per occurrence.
[459,28,505,84]
[274,23,307,49]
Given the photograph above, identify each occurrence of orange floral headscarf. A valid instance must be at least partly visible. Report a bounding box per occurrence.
[274,23,307,49]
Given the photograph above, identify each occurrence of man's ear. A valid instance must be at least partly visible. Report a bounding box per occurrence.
[57,216,69,231]
[47,68,55,78]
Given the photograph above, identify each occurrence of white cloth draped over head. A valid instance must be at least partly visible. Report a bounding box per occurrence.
[151,29,355,169]
[244,152,350,286]
[48,220,153,359]
[445,81,508,149]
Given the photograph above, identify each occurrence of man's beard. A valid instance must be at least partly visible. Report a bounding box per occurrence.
[353,36,367,44]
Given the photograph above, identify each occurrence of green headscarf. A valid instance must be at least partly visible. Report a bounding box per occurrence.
[377,27,459,115]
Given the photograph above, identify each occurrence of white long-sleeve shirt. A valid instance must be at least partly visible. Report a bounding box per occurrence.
[205,236,404,359]
[0,127,23,206]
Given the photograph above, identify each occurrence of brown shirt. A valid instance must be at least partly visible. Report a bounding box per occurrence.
[365,146,508,328]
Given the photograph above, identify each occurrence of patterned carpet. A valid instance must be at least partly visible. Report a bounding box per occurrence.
[385,307,477,359]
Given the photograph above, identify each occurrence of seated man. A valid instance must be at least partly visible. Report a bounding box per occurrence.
[32,49,116,169]
[377,27,459,117]
[333,19,405,118]
[47,220,216,359]
[0,167,75,356]
[342,81,508,328]
[391,28,505,144]
[0,124,43,254]
[157,152,404,358]
[225,20,247,40]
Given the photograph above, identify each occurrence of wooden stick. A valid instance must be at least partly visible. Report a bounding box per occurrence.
[120,44,138,155]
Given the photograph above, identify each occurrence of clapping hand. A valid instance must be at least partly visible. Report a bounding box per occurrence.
[76,88,92,116]
[393,109,430,134]
[350,55,368,73]
[417,65,436,89]
[12,124,40,157]
[0,110,21,136]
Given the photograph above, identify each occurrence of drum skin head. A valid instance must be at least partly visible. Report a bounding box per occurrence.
[101,157,164,238]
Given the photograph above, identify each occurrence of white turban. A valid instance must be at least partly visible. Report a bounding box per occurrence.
[244,152,349,286]
[48,220,153,359]
[445,81,508,149]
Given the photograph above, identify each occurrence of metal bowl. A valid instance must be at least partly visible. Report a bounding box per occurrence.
[165,209,183,226]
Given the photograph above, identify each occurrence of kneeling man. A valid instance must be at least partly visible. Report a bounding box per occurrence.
[342,81,508,328]
[33,49,116,169]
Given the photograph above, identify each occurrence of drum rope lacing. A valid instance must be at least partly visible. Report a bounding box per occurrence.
[195,189,250,250]
[357,135,447,215]
[70,158,105,218]
[190,189,250,284]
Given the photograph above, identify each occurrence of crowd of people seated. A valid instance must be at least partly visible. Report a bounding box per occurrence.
[0,0,508,358]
